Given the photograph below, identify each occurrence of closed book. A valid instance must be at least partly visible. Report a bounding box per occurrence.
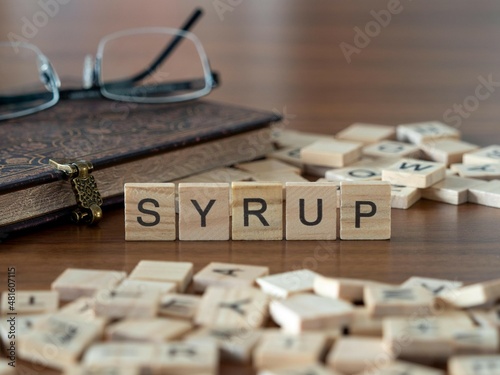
[0,99,280,237]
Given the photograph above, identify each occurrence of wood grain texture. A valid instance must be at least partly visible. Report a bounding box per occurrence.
[3,3,500,374]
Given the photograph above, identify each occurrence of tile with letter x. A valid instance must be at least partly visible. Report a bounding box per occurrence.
[449,355,500,375]
[1,290,58,314]
[340,181,391,240]
[128,260,193,292]
[253,330,328,371]
[124,182,176,241]
[364,285,433,317]
[178,182,230,241]
[194,286,269,329]
[193,262,269,292]
[231,182,283,240]
[382,158,446,188]
[51,268,126,301]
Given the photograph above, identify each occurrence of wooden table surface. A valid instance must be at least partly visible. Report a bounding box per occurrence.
[2,0,500,329]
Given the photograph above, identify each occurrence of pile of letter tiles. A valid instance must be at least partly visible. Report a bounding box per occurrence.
[1,261,500,374]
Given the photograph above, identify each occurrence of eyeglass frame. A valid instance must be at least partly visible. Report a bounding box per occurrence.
[0,8,219,121]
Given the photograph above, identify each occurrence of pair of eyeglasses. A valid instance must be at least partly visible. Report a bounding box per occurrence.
[0,8,218,121]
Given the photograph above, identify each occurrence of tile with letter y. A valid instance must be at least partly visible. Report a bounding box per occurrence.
[178,183,230,241]
[124,183,176,241]
[340,181,391,240]
[285,182,337,240]
[231,182,283,240]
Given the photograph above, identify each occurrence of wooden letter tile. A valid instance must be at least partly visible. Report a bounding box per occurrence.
[421,176,484,205]
[451,163,500,180]
[63,365,142,375]
[253,331,328,370]
[105,318,192,342]
[300,139,363,168]
[396,121,460,145]
[450,327,499,354]
[335,123,396,145]
[326,336,393,375]
[156,340,219,375]
[401,276,463,297]
[258,363,342,375]
[82,342,157,368]
[117,279,176,295]
[235,158,301,174]
[128,260,193,292]
[267,146,303,168]
[463,145,500,164]
[314,275,393,303]
[193,262,269,292]
[285,182,337,240]
[448,355,500,375]
[468,180,500,208]
[178,183,230,241]
[365,360,445,375]
[231,182,283,240]
[195,286,269,329]
[124,183,176,241]
[1,290,58,315]
[363,140,421,159]
[94,288,160,319]
[390,184,421,209]
[269,293,353,334]
[438,278,500,308]
[364,285,433,317]
[419,139,479,166]
[348,307,383,337]
[0,313,49,348]
[325,166,381,182]
[340,181,391,240]
[51,268,126,301]
[256,269,321,299]
[382,158,446,188]
[158,293,201,320]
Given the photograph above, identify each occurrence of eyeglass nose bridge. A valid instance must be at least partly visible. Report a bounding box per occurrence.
[37,55,61,92]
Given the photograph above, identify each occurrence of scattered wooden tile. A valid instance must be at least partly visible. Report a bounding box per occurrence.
[273,129,335,148]
[124,183,176,241]
[364,285,434,317]
[128,260,193,292]
[82,342,157,368]
[468,305,500,333]
[63,364,142,375]
[326,336,393,375]
[156,340,219,375]
[335,123,396,145]
[438,278,500,308]
[463,145,500,164]
[258,363,342,375]
[300,139,363,168]
[173,167,253,184]
[450,163,500,180]
[313,275,392,303]
[448,355,500,375]
[158,293,201,320]
[253,331,328,370]
[340,181,391,240]
[348,307,383,337]
[269,293,353,334]
[468,180,500,208]
[105,318,192,342]
[0,313,49,348]
[57,297,105,324]
[194,286,269,329]
[450,327,499,355]
[251,170,309,185]
[363,140,421,159]
[325,166,382,181]
[193,262,269,292]
[0,360,15,375]
[117,279,176,295]
[285,182,338,240]
[364,360,445,375]
[267,147,303,168]
[401,276,463,297]
[397,121,460,145]
[382,158,446,188]
[419,139,479,165]
[231,182,283,241]
[178,182,230,241]
[383,317,457,361]
[185,327,263,364]
[421,176,484,205]
[235,159,301,175]
[18,314,104,370]
[51,268,126,302]
[256,269,321,299]
[94,288,160,319]
[304,163,336,177]
[0,290,58,315]
[390,184,421,209]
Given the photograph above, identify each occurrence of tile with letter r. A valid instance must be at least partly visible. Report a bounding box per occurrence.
[124,182,176,241]
[382,158,446,188]
[285,182,337,240]
[193,262,269,292]
[194,286,269,329]
[231,182,283,240]
[0,290,58,315]
[340,181,391,240]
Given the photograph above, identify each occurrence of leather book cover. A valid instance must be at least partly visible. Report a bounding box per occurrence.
[0,99,281,236]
